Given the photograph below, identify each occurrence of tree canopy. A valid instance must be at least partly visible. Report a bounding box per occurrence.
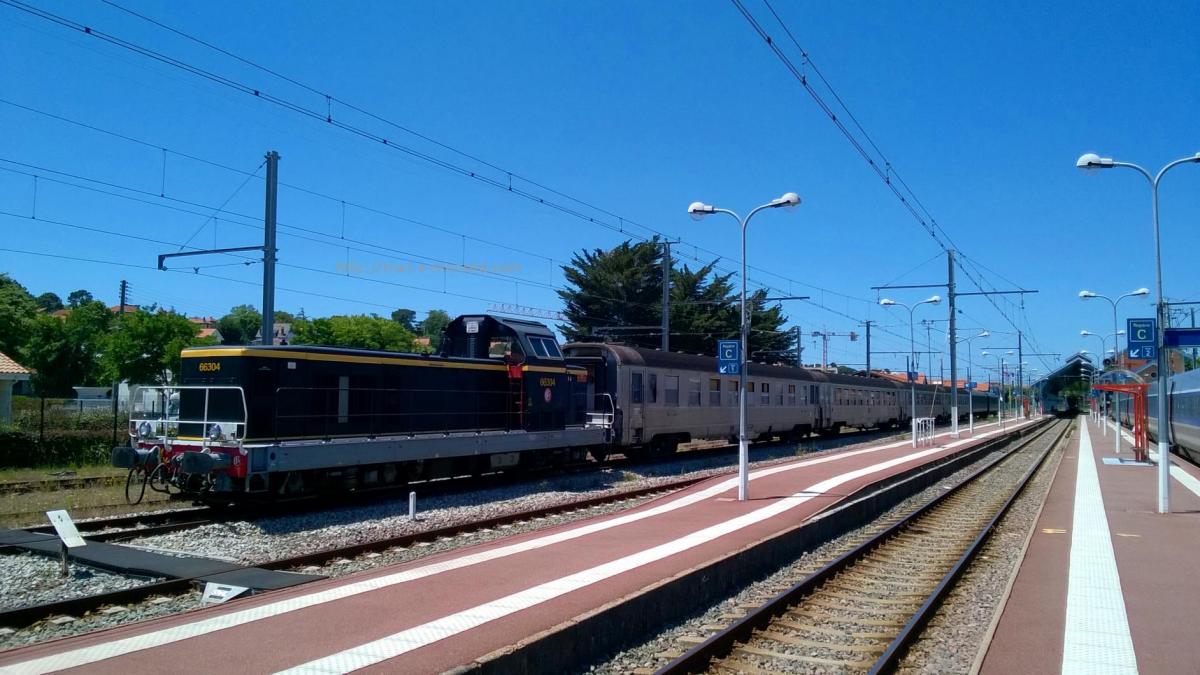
[291,314,417,352]
[216,304,262,345]
[556,239,796,361]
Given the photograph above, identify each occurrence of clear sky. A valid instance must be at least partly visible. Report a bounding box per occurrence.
[2,1,1198,381]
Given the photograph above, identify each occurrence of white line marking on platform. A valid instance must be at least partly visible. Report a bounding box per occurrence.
[0,419,1030,674]
[1104,418,1200,501]
[277,435,991,674]
[1062,418,1138,675]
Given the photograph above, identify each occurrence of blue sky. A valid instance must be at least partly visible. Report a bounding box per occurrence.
[2,1,1199,380]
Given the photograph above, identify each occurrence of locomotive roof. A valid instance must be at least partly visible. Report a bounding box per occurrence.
[562,342,952,391]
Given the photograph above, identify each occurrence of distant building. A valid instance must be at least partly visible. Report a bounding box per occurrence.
[254,323,293,345]
[189,316,222,342]
[0,351,31,425]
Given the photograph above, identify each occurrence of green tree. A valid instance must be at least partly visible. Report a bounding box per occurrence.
[66,289,94,308]
[34,292,63,312]
[216,304,262,345]
[0,273,37,358]
[556,238,664,347]
[555,239,794,359]
[419,309,451,340]
[391,308,417,331]
[24,300,112,395]
[102,308,202,384]
[291,314,417,351]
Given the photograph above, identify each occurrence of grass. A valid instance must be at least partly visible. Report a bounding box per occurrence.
[0,481,175,528]
[0,465,127,483]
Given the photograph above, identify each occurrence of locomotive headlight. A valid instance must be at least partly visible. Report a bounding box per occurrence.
[138,421,154,439]
[207,424,224,441]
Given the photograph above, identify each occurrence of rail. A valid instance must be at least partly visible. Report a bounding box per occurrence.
[657,417,1064,675]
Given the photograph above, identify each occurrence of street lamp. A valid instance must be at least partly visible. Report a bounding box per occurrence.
[958,329,989,433]
[688,192,801,501]
[1077,150,1200,514]
[1079,288,1150,368]
[879,295,941,447]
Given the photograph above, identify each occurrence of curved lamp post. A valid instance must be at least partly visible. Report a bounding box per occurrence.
[688,192,801,501]
[1077,151,1200,514]
[879,295,941,447]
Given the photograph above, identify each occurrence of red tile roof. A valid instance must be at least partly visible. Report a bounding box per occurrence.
[0,351,31,376]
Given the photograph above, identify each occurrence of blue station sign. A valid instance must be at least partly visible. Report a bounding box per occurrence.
[1127,317,1157,360]
[717,340,740,375]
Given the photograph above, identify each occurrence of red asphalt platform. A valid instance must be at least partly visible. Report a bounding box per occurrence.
[982,415,1200,675]
[0,417,1038,675]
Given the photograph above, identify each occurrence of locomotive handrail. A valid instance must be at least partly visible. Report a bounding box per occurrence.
[127,385,248,450]
[586,393,615,429]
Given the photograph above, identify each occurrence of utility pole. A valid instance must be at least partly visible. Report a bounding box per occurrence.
[1018,330,1025,418]
[661,240,671,352]
[864,320,873,374]
[112,279,128,447]
[872,249,1035,438]
[947,250,959,432]
[794,325,802,366]
[261,150,279,347]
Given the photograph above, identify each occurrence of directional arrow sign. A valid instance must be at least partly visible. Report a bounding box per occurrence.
[717,339,740,375]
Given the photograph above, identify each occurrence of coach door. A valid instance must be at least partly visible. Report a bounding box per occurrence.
[628,370,646,444]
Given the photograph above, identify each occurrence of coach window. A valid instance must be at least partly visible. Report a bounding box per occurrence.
[788,384,797,406]
[631,372,643,404]
[688,378,701,406]
[665,375,680,406]
[709,378,721,406]
[728,380,738,406]
[648,373,658,404]
[760,382,770,406]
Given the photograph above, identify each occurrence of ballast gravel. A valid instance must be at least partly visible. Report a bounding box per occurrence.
[0,554,160,614]
[586,443,1024,674]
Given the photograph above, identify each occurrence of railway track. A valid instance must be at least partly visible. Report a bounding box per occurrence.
[657,417,1070,675]
[0,417,1002,632]
[2,418,935,537]
[0,475,708,630]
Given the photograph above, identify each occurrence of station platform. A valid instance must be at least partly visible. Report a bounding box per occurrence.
[981,415,1200,675]
[0,417,1038,675]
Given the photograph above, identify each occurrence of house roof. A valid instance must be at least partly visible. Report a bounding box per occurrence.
[0,351,31,378]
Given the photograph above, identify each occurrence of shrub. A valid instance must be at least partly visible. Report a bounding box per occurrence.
[0,429,114,468]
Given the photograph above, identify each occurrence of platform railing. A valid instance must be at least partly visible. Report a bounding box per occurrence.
[127,385,248,452]
[913,417,936,446]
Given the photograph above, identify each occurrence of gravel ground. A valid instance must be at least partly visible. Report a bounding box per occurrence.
[897,425,1069,674]
[0,429,913,650]
[585,441,1027,674]
[0,553,161,614]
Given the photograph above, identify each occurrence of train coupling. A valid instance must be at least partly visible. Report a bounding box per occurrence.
[178,450,234,474]
[112,445,159,470]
